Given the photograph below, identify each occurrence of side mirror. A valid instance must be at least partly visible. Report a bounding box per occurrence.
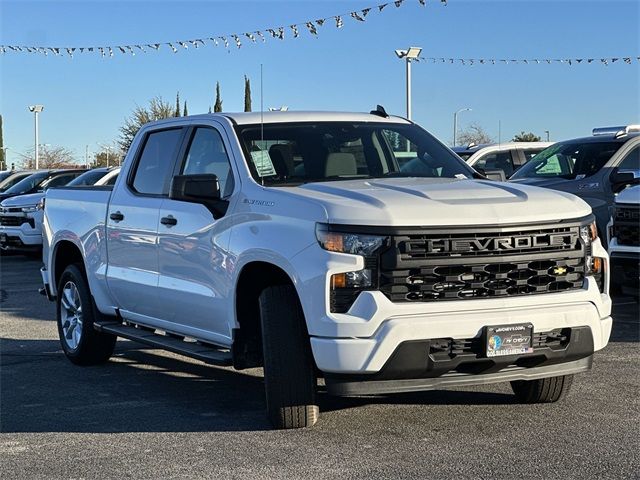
[170,174,221,203]
[611,169,639,185]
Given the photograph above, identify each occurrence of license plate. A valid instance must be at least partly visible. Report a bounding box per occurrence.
[485,323,534,357]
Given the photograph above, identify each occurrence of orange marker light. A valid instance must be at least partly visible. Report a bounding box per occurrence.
[322,232,344,252]
[592,257,602,273]
[331,273,347,289]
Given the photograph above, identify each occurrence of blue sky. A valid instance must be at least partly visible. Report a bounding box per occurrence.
[1,0,639,167]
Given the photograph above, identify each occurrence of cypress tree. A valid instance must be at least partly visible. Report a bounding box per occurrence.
[183,101,188,116]
[175,91,181,117]
[0,115,4,170]
[244,75,252,112]
[214,82,223,112]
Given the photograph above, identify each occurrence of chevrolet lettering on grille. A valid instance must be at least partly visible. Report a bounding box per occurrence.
[420,234,578,254]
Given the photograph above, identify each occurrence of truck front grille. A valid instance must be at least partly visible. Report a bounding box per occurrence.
[379,257,585,302]
[0,215,31,227]
[613,206,639,247]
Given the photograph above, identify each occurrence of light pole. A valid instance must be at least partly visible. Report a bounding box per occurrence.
[1,146,11,170]
[453,108,472,146]
[544,130,550,141]
[97,143,112,168]
[395,46,422,120]
[28,105,44,169]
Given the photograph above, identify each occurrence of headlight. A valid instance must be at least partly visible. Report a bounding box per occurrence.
[315,224,388,256]
[21,205,38,213]
[580,221,598,245]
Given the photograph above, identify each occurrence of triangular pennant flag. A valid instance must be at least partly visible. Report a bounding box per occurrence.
[178,41,189,49]
[267,28,277,38]
[221,36,229,48]
[350,11,365,21]
[277,27,285,39]
[245,32,256,43]
[126,46,136,55]
[335,16,343,28]
[232,35,242,48]
[362,8,371,16]
[136,45,146,53]
[108,47,114,57]
[118,46,126,54]
[305,22,318,35]
[611,58,618,63]
[290,25,299,37]
[256,31,265,42]
[99,47,105,57]
[394,0,404,7]
[418,0,425,5]
[623,57,631,64]
[379,3,388,12]
[65,47,75,57]
[316,18,325,26]
[168,43,178,53]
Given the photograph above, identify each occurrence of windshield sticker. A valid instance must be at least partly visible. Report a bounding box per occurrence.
[251,151,277,177]
[454,173,468,179]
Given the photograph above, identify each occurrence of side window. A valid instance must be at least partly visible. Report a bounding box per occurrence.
[104,174,119,186]
[618,146,640,171]
[475,151,515,177]
[182,127,234,197]
[43,173,78,190]
[132,128,183,195]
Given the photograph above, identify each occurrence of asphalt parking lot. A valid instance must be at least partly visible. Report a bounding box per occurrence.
[1,255,638,479]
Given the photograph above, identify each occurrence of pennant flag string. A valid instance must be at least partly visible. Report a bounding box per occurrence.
[0,0,447,58]
[415,56,638,66]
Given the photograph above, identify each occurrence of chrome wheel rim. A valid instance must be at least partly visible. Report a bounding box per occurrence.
[60,281,83,350]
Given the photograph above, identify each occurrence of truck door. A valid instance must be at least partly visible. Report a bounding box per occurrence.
[106,127,186,322]
[156,125,237,345]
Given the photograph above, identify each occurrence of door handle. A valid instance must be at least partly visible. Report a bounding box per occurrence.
[160,215,178,227]
[109,211,124,222]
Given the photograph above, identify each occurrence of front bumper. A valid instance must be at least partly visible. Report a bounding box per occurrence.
[0,223,42,251]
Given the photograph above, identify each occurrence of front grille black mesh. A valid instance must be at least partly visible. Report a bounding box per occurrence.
[0,215,30,227]
[613,207,639,247]
[380,258,585,302]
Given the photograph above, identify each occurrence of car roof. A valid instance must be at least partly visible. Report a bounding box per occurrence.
[145,111,412,128]
[554,132,640,145]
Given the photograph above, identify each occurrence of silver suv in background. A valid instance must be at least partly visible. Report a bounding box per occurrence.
[453,142,553,180]
[510,126,640,237]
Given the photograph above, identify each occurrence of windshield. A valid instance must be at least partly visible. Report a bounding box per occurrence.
[510,141,621,180]
[236,122,476,186]
[0,172,28,192]
[3,171,50,195]
[67,169,107,186]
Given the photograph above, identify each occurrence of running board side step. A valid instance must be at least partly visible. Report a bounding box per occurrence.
[95,322,233,366]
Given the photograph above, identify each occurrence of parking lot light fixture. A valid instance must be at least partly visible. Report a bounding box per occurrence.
[453,108,472,146]
[28,105,44,169]
[395,46,422,120]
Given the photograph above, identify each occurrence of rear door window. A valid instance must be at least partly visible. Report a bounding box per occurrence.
[474,151,516,177]
[131,128,184,195]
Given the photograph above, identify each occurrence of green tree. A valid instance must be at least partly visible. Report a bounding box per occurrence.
[244,75,252,112]
[175,91,181,117]
[118,96,174,152]
[214,82,223,112]
[183,100,188,117]
[512,131,542,142]
[0,114,4,170]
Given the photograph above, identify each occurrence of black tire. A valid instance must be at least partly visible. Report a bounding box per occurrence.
[259,284,319,429]
[511,374,573,403]
[56,264,116,366]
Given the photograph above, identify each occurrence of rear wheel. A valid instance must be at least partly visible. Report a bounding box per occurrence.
[511,374,573,403]
[259,284,319,429]
[56,264,116,365]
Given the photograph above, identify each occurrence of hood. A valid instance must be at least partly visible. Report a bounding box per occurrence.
[284,178,591,226]
[616,184,640,205]
[0,192,44,208]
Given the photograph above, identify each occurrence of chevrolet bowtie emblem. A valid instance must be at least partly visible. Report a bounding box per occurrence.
[553,266,567,275]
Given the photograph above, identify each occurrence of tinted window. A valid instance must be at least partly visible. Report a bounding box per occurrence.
[3,172,49,195]
[182,128,234,197]
[67,169,108,186]
[132,129,183,195]
[618,146,639,170]
[42,172,82,189]
[474,151,515,177]
[104,173,119,186]
[237,122,475,186]
[521,148,546,162]
[0,172,30,192]
[511,141,621,180]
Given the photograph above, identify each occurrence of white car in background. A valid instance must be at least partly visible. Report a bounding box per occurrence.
[0,167,120,253]
[454,142,554,180]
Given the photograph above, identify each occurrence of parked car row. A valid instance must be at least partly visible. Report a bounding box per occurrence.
[0,167,120,252]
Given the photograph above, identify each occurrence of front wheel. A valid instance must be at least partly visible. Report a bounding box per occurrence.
[259,284,319,429]
[511,374,573,403]
[56,264,116,365]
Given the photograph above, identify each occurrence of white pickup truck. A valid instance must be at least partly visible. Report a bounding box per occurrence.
[41,110,612,429]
